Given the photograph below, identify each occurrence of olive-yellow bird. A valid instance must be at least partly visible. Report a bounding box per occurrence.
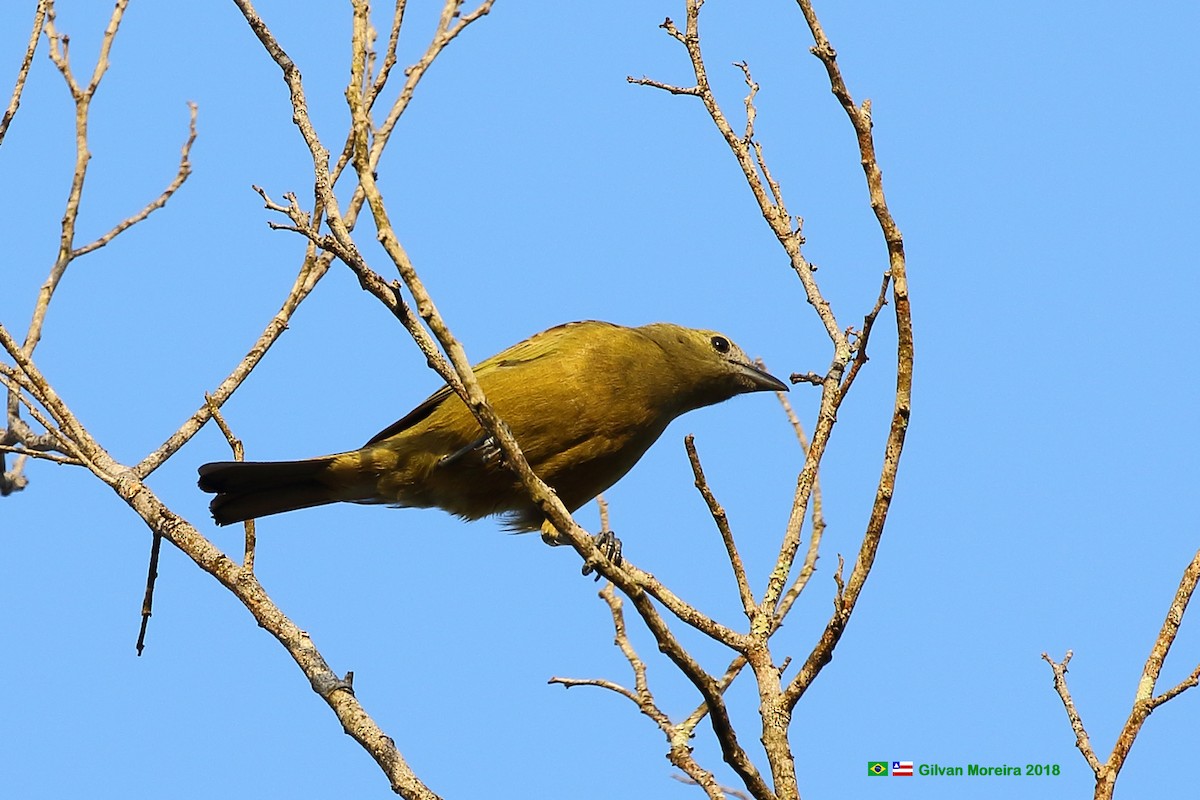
[198,320,786,529]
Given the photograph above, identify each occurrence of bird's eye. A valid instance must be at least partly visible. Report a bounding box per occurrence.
[710,335,730,354]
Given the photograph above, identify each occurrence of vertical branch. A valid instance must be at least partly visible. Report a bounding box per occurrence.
[782,0,913,712]
[29,0,130,355]
[0,0,48,145]
[769,384,825,612]
[1128,548,1200,711]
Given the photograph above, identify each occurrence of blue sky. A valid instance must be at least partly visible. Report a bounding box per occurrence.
[2,2,1198,799]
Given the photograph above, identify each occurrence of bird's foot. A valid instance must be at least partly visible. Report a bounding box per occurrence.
[476,435,503,468]
[437,435,503,471]
[582,530,623,581]
[540,522,622,580]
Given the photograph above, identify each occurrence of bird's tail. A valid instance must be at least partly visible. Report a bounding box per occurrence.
[198,458,345,526]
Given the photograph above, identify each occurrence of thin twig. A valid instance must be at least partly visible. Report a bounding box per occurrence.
[685,435,755,618]
[0,331,92,465]
[837,271,890,401]
[133,249,331,478]
[0,444,80,466]
[597,494,610,534]
[204,393,255,571]
[672,774,752,800]
[73,102,198,258]
[736,61,788,217]
[767,374,825,616]
[137,0,451,481]
[627,75,701,96]
[1,369,78,463]
[549,586,658,717]
[135,532,162,656]
[0,0,48,145]
[1042,652,1102,772]
[1151,663,1200,708]
[27,0,131,357]
[550,584,735,800]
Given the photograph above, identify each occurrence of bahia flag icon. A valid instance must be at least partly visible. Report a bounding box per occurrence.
[892,761,914,777]
[867,761,889,777]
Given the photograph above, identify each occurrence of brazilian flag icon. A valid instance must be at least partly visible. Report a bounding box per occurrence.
[868,761,889,777]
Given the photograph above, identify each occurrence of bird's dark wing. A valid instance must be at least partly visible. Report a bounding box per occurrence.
[363,385,454,445]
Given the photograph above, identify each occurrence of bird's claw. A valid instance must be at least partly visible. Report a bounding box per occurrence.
[582,530,623,581]
[478,435,503,468]
[437,435,503,471]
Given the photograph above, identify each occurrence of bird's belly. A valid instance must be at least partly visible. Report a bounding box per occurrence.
[524,421,662,511]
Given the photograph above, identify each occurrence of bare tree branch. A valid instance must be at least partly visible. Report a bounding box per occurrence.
[73,102,198,258]
[0,0,47,145]
[685,435,756,618]
[551,584,742,800]
[1042,651,1103,773]
[782,0,913,713]
[0,319,438,800]
[1045,548,1200,799]
[3,1,196,491]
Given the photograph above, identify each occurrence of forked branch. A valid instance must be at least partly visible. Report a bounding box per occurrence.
[1044,547,1200,800]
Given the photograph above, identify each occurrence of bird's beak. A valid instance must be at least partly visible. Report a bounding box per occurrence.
[736,361,789,393]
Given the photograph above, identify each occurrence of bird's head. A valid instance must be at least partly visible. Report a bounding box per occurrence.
[637,323,788,414]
